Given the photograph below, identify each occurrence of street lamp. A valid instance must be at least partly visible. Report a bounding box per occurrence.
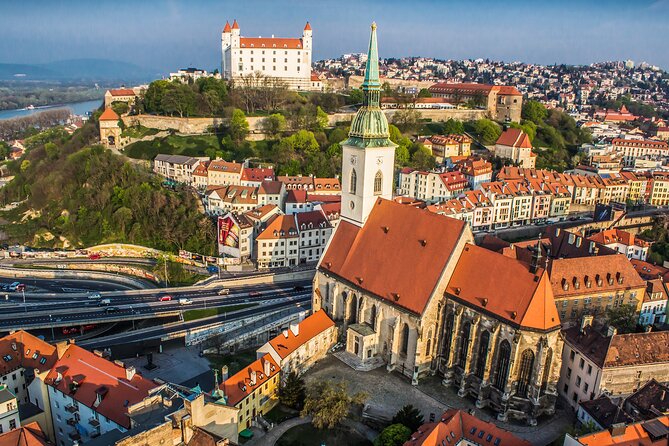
[22,288,26,313]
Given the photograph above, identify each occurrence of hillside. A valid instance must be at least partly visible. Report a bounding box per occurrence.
[0,119,215,254]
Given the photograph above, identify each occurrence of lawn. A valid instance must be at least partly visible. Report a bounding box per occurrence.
[121,125,160,139]
[182,303,258,322]
[276,424,372,446]
[124,133,221,160]
[206,349,259,376]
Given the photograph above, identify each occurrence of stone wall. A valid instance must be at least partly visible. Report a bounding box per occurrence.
[122,115,225,134]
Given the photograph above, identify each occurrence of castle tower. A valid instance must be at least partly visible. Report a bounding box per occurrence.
[221,21,232,75]
[302,22,312,65]
[340,23,396,226]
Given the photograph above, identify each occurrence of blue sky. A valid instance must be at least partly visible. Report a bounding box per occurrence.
[1,0,668,72]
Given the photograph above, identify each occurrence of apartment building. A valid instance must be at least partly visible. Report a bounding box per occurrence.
[153,155,206,185]
[295,211,332,264]
[255,215,299,268]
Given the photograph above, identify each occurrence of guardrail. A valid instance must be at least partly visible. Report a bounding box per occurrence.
[0,265,153,289]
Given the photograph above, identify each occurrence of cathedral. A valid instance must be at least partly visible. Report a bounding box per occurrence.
[312,23,563,425]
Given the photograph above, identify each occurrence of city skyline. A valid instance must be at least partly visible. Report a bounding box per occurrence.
[1,0,668,73]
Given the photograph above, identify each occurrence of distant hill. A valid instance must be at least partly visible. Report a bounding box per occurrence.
[0,59,160,82]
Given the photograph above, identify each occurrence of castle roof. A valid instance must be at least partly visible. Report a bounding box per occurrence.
[99,108,120,121]
[496,128,532,149]
[231,19,239,30]
[223,21,231,33]
[304,22,312,31]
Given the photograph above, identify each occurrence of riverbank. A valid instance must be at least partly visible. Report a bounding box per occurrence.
[0,98,103,120]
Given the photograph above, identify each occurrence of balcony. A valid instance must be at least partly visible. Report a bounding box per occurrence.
[68,432,81,441]
[89,418,100,428]
[66,418,77,426]
[65,404,79,414]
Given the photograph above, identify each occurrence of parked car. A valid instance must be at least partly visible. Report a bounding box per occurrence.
[8,282,20,291]
[88,253,101,260]
[15,284,25,292]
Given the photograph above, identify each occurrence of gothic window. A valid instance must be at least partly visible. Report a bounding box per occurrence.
[442,313,454,362]
[368,305,377,330]
[493,340,511,390]
[374,170,383,195]
[347,294,358,324]
[517,349,535,398]
[474,330,490,378]
[458,322,471,369]
[541,348,553,393]
[400,324,410,355]
[425,328,433,356]
[350,169,357,194]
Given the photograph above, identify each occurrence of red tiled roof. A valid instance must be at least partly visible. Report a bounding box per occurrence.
[320,198,466,315]
[220,354,279,406]
[256,214,298,240]
[286,189,308,204]
[268,310,334,360]
[447,244,560,331]
[44,344,158,429]
[304,22,312,31]
[231,19,239,30]
[0,422,50,446]
[223,21,231,33]
[295,210,331,230]
[242,167,274,182]
[240,37,303,49]
[258,180,283,195]
[496,128,532,148]
[574,415,668,446]
[208,160,243,174]
[99,108,120,121]
[404,409,532,446]
[0,330,57,376]
[108,89,135,96]
[313,177,341,191]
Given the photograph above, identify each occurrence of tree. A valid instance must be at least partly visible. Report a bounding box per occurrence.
[315,106,329,131]
[374,424,412,446]
[44,142,59,160]
[301,381,367,429]
[473,119,502,145]
[522,100,548,125]
[348,89,364,104]
[395,143,410,167]
[606,304,638,334]
[279,371,306,410]
[261,113,287,138]
[392,109,422,132]
[417,88,432,98]
[229,108,249,144]
[111,101,130,116]
[392,405,424,432]
[411,145,436,170]
[443,118,465,135]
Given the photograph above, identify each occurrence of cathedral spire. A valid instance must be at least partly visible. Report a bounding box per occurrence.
[362,22,380,94]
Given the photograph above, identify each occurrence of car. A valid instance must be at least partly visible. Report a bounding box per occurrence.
[88,292,101,299]
[105,307,119,313]
[179,298,193,305]
[217,288,230,295]
[293,285,305,291]
[88,253,101,260]
[159,295,172,302]
[249,291,262,297]
[8,282,20,291]
[15,284,25,292]
[98,298,111,306]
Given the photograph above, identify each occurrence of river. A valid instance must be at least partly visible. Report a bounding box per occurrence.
[0,99,104,120]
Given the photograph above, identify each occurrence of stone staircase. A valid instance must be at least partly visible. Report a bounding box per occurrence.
[334,350,385,372]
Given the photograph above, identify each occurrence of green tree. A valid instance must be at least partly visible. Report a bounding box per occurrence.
[301,381,368,429]
[20,160,30,172]
[374,424,412,446]
[392,109,422,132]
[395,143,410,167]
[410,145,435,170]
[261,113,287,138]
[348,89,364,104]
[391,405,424,432]
[417,88,432,98]
[279,371,306,410]
[111,101,130,116]
[443,118,465,135]
[473,119,502,145]
[44,142,59,160]
[522,100,548,125]
[606,304,638,334]
[229,108,249,144]
[315,106,329,131]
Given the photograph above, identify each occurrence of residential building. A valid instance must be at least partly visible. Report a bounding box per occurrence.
[588,229,651,261]
[277,176,314,191]
[639,279,667,326]
[0,386,19,435]
[153,155,206,185]
[257,180,286,209]
[103,89,139,108]
[564,416,668,446]
[43,344,160,446]
[559,324,669,410]
[312,178,341,195]
[205,185,258,215]
[495,128,536,168]
[613,138,669,167]
[428,83,523,122]
[284,190,313,215]
[221,20,314,90]
[217,213,254,261]
[454,158,492,189]
[295,210,333,264]
[577,395,633,431]
[0,422,50,446]
[403,409,532,446]
[207,160,244,187]
[428,135,471,162]
[255,214,299,268]
[256,310,336,378]
[191,162,210,192]
[648,172,669,206]
[398,169,469,204]
[548,254,646,326]
[240,167,275,187]
[168,67,215,83]
[624,379,669,422]
[219,354,279,431]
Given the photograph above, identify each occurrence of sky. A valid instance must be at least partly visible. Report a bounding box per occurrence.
[1,0,668,72]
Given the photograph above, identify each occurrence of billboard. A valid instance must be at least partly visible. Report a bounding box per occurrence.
[218,214,241,258]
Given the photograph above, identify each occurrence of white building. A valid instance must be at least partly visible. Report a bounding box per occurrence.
[0,386,19,435]
[221,20,314,90]
[153,155,207,185]
[255,214,299,268]
[639,279,668,327]
[588,229,650,261]
[296,210,333,264]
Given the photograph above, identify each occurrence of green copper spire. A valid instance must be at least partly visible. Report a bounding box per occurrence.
[344,22,394,149]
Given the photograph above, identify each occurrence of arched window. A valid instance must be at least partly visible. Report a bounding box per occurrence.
[374,170,383,195]
[349,169,357,194]
[368,305,377,329]
[493,340,511,390]
[400,324,410,355]
[347,294,358,324]
[541,348,553,393]
[458,322,471,369]
[474,331,490,378]
[442,313,454,362]
[425,328,433,356]
[517,349,535,398]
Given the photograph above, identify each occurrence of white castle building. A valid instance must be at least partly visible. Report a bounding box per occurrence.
[221,20,314,90]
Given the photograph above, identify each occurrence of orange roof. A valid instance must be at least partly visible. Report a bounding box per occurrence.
[313,177,341,191]
[268,310,334,360]
[99,107,120,121]
[320,198,466,315]
[304,22,312,31]
[231,19,239,30]
[242,167,274,182]
[0,422,50,446]
[496,128,532,148]
[223,21,231,33]
[404,409,532,446]
[220,354,279,406]
[44,344,158,429]
[0,330,57,376]
[108,88,135,96]
[447,244,560,331]
[240,37,303,49]
[574,415,668,446]
[256,214,298,240]
[208,159,243,174]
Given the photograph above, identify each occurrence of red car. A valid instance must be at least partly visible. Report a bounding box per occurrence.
[159,295,172,302]
[16,284,26,292]
[88,253,101,260]
[249,291,262,297]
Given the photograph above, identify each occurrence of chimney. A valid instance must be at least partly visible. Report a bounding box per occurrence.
[282,329,289,338]
[290,322,299,337]
[262,358,270,376]
[114,359,125,368]
[580,315,594,333]
[607,326,618,337]
[221,365,229,382]
[250,370,257,386]
[609,423,626,437]
[125,366,136,381]
[93,350,103,357]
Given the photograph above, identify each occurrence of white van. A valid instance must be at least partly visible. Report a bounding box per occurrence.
[179,298,193,305]
[99,298,111,306]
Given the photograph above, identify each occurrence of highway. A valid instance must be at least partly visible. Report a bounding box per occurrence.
[0,277,138,295]
[0,281,312,331]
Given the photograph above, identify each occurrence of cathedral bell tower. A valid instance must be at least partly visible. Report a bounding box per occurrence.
[341,23,396,227]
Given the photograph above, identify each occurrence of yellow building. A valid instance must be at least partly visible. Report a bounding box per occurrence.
[649,172,669,206]
[220,354,280,431]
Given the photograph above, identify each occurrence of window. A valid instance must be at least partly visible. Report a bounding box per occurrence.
[579,358,585,369]
[9,419,16,430]
[587,364,592,375]
[570,350,575,362]
[517,349,535,397]
[349,169,357,194]
[458,322,471,369]
[541,348,553,392]
[475,331,490,378]
[576,376,582,387]
[563,383,569,394]
[374,170,383,195]
[493,340,511,390]
[442,313,454,363]
[400,324,410,355]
